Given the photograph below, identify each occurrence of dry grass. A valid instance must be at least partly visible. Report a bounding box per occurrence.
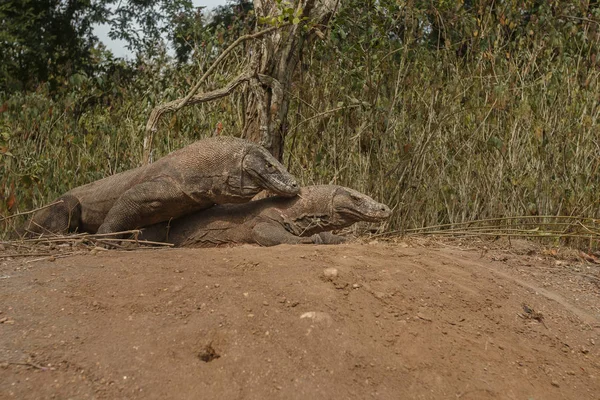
[1,3,599,250]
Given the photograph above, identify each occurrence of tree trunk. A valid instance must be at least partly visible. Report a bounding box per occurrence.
[242,0,340,161]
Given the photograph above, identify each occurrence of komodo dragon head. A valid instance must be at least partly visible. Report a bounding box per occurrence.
[329,186,392,224]
[241,145,300,197]
[289,185,391,235]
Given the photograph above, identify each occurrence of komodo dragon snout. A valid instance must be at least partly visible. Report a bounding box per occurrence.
[331,187,392,223]
[241,146,299,197]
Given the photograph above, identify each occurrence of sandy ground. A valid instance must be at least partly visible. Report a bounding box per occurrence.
[1,238,599,400]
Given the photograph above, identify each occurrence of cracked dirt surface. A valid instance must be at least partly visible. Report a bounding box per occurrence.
[1,239,599,399]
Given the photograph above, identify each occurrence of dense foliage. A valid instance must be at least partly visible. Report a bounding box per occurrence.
[0,0,194,92]
[1,0,599,243]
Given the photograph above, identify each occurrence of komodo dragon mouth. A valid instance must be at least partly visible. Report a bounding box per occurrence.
[242,148,299,197]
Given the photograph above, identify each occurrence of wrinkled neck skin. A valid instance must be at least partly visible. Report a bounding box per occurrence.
[223,172,263,200]
[280,187,356,237]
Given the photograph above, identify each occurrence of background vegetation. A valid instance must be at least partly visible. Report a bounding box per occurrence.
[1,0,599,245]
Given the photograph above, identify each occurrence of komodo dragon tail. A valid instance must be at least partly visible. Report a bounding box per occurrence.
[19,195,82,237]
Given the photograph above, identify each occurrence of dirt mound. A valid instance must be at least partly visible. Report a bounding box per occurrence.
[1,239,599,399]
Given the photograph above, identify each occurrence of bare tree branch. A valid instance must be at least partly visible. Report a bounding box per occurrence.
[142,24,289,164]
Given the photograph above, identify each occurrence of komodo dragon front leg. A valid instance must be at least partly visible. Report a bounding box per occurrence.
[313,232,347,244]
[252,223,347,246]
[96,177,200,236]
[252,223,319,246]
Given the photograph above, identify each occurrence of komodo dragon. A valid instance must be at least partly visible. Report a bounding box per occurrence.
[140,185,391,247]
[26,136,300,236]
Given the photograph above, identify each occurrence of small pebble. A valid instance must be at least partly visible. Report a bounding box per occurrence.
[352,283,360,289]
[551,381,560,388]
[323,268,338,279]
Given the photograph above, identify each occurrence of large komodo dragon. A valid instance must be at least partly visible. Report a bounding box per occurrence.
[26,136,300,236]
[140,185,392,247]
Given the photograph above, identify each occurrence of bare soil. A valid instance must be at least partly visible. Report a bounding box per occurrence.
[1,238,599,399]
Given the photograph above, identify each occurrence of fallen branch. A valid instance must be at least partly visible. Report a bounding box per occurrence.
[397,215,600,234]
[0,200,64,222]
[3,361,48,371]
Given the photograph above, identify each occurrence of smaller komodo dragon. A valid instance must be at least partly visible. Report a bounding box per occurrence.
[140,185,392,247]
[25,136,300,236]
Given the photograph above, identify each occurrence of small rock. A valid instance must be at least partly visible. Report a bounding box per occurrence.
[416,313,432,322]
[566,371,576,376]
[90,246,107,255]
[551,380,560,388]
[352,283,360,289]
[262,301,269,306]
[323,268,338,279]
[300,311,333,327]
[581,347,590,354]
[214,283,220,288]
[198,344,220,362]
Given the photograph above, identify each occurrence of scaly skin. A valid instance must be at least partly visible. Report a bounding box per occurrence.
[140,185,392,247]
[25,136,299,236]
